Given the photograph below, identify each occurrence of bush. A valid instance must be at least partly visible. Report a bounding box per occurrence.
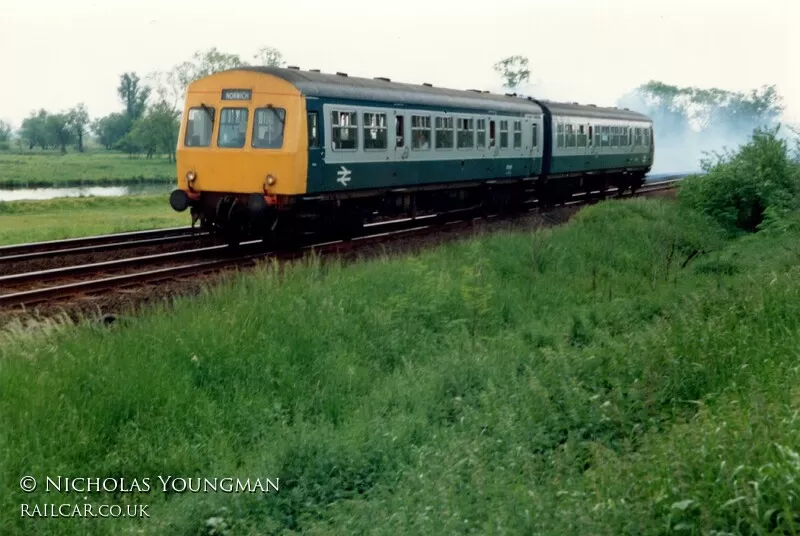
[679,127,800,232]
[0,141,10,151]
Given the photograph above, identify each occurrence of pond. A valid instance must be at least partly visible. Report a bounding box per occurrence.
[0,183,173,202]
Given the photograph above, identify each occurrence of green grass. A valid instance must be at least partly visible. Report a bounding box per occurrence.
[0,150,175,187]
[0,195,188,245]
[2,197,799,535]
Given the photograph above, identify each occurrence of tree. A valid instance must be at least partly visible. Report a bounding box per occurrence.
[92,113,131,150]
[67,103,90,152]
[20,110,49,150]
[126,100,180,162]
[45,113,73,154]
[0,120,11,142]
[114,132,141,158]
[118,72,151,121]
[150,46,283,113]
[192,47,245,78]
[253,46,284,67]
[617,81,785,172]
[493,55,530,90]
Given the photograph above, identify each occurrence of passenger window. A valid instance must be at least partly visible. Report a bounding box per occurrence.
[185,107,215,147]
[217,108,248,148]
[611,126,619,148]
[644,128,651,146]
[532,124,538,148]
[396,116,405,148]
[411,115,431,150]
[363,112,387,150]
[499,120,509,148]
[457,118,474,149]
[307,112,319,149]
[566,124,576,148]
[577,125,586,147]
[601,126,610,148]
[556,123,564,148]
[435,117,454,149]
[476,119,486,148]
[489,120,496,147]
[513,120,522,148]
[252,107,286,149]
[331,110,357,150]
[588,125,593,147]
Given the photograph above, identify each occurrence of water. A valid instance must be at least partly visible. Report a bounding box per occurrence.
[0,183,173,202]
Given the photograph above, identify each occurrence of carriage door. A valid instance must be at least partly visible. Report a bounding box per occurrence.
[306,108,324,191]
[394,111,409,182]
[589,124,599,161]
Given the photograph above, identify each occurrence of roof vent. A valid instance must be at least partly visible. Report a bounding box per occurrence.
[287,65,300,70]
[374,76,391,82]
[588,104,597,107]
[572,102,579,105]
[467,89,481,93]
[623,107,630,111]
[336,72,348,77]
[309,69,320,73]
[422,82,433,87]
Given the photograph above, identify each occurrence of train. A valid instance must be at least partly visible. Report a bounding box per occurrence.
[169,66,654,244]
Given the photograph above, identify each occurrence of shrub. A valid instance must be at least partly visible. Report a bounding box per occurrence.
[679,126,799,232]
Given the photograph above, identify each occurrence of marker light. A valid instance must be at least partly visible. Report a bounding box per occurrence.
[186,170,197,182]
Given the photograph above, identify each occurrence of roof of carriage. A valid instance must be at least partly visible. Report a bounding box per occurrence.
[227,66,650,121]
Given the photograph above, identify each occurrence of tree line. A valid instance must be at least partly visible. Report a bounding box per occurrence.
[1,51,790,162]
[0,46,285,160]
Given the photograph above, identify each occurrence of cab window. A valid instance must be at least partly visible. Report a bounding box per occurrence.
[218,108,248,148]
[185,107,214,147]
[252,107,286,149]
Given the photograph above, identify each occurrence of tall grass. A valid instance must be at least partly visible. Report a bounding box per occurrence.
[2,195,799,534]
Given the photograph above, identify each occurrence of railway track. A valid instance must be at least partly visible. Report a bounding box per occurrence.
[0,226,208,265]
[0,178,681,309]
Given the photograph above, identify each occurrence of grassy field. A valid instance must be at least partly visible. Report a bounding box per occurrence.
[2,195,799,534]
[0,150,175,187]
[0,195,187,245]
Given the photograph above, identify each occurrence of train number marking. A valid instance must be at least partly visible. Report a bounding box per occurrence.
[337,166,352,186]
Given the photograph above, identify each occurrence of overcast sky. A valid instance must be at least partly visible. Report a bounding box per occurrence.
[1,0,797,129]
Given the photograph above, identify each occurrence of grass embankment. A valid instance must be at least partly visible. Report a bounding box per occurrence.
[0,151,175,187]
[2,194,799,534]
[0,195,187,245]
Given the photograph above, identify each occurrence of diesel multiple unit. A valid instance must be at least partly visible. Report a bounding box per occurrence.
[169,67,654,243]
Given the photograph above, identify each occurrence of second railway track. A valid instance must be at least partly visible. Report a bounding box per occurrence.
[0,226,209,265]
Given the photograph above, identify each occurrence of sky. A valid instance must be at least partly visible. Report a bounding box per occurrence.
[0,0,797,129]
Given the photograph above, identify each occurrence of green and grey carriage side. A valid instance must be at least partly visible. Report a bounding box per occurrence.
[239,67,653,197]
